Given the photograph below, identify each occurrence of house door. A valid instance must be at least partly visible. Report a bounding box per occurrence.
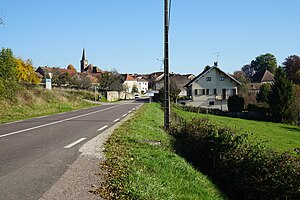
[222,89,226,100]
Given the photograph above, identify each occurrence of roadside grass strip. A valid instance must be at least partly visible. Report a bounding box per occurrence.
[0,88,97,124]
[98,103,225,200]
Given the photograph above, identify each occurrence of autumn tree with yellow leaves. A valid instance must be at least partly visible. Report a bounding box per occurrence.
[15,58,40,84]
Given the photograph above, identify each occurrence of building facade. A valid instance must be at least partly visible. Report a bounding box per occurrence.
[185,66,241,109]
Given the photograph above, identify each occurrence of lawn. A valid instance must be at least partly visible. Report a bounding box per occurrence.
[99,103,226,200]
[174,108,300,154]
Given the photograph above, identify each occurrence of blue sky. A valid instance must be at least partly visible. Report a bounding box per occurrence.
[1,0,300,75]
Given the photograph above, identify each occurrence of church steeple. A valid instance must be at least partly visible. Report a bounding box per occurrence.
[80,48,88,73]
[82,48,86,60]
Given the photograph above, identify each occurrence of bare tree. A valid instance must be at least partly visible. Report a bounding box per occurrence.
[0,11,5,25]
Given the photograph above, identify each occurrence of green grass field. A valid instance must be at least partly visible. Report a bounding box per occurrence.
[99,103,226,200]
[174,108,300,154]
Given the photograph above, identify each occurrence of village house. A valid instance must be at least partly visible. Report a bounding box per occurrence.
[184,65,241,110]
[153,73,195,97]
[122,74,149,94]
[35,66,76,78]
[122,74,137,93]
[137,78,149,94]
[249,69,274,93]
[147,71,164,89]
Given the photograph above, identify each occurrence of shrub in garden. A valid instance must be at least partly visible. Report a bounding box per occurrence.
[228,95,245,112]
[170,117,300,199]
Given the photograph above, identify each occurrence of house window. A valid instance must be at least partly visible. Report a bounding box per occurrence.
[206,89,209,95]
[194,89,198,96]
[202,89,205,95]
[214,89,217,95]
[206,77,211,81]
[219,77,225,81]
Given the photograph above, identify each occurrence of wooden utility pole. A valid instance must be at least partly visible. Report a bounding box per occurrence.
[164,0,170,130]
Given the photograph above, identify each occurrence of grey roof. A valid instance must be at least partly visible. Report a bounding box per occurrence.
[251,69,274,83]
[184,66,241,87]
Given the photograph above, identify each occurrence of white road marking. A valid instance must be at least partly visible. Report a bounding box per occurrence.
[64,138,86,149]
[97,125,108,132]
[0,105,121,139]
[122,114,127,117]
[128,111,132,113]
[113,118,120,122]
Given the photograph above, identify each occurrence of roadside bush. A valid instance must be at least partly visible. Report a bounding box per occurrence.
[228,95,244,112]
[170,117,300,199]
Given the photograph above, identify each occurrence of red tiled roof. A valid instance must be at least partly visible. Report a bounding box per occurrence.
[59,69,76,75]
[125,74,136,81]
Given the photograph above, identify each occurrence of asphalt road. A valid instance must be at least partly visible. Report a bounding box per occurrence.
[0,102,142,200]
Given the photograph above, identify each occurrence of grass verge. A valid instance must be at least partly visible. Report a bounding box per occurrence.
[174,108,300,154]
[98,103,226,200]
[0,86,97,123]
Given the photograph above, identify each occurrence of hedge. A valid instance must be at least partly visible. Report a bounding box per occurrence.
[170,116,300,199]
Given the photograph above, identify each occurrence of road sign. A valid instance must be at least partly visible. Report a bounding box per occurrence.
[147,93,154,97]
[46,79,52,90]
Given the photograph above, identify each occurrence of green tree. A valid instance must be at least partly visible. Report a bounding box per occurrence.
[56,72,71,86]
[290,85,300,124]
[256,83,271,104]
[282,55,300,85]
[241,64,255,78]
[97,69,123,91]
[0,48,18,98]
[233,70,250,94]
[131,85,138,94]
[251,53,277,74]
[70,75,92,89]
[50,68,63,85]
[269,67,294,123]
[170,78,181,103]
[228,95,244,112]
[153,87,164,103]
[0,48,17,81]
[81,76,92,89]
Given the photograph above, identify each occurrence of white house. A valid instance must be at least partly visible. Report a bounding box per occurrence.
[184,66,241,109]
[137,78,149,94]
[123,74,138,93]
[123,74,149,94]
